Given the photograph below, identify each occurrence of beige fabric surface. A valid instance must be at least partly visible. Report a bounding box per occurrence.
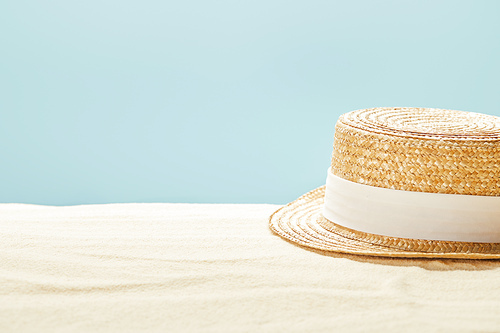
[1,202,500,332]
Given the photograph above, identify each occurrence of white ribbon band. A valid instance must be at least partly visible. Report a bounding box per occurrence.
[322,168,500,243]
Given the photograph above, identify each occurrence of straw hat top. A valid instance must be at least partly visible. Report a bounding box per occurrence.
[332,107,500,196]
[340,107,500,139]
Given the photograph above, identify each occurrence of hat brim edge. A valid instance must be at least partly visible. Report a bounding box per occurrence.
[269,186,500,260]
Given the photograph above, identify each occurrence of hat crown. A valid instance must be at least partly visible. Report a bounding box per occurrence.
[331,107,500,196]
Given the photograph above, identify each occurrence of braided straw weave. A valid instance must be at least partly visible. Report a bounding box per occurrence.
[269,107,500,259]
[333,107,500,195]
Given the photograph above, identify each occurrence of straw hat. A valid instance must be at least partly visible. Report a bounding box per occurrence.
[269,107,500,259]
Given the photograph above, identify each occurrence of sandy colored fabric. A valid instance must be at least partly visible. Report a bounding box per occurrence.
[1,203,500,332]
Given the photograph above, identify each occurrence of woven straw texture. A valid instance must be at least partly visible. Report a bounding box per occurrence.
[332,107,500,195]
[270,107,500,259]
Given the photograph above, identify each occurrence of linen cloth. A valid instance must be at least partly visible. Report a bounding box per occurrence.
[1,202,500,332]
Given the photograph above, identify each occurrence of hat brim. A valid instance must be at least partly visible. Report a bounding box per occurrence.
[269,186,500,259]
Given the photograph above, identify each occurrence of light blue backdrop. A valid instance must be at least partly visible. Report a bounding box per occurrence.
[1,0,499,205]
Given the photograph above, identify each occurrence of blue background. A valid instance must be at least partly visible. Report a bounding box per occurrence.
[1,0,499,205]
